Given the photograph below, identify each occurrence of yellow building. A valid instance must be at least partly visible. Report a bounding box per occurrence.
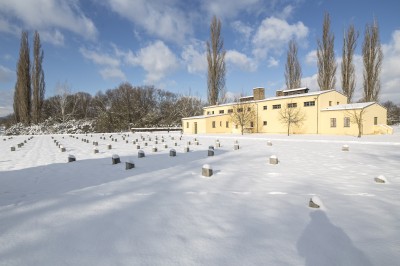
[182,87,392,136]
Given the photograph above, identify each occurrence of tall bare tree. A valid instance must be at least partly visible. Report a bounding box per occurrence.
[13,31,31,124]
[285,39,302,89]
[279,101,305,136]
[341,25,358,103]
[31,31,45,124]
[317,13,337,91]
[362,19,383,102]
[54,82,77,123]
[207,15,226,105]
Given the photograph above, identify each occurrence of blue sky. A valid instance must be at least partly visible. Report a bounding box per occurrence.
[1,0,400,116]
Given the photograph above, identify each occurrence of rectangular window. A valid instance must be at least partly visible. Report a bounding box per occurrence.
[304,101,315,107]
[288,103,297,108]
[226,121,229,128]
[220,121,222,127]
[207,111,210,115]
[329,101,332,106]
[337,102,339,105]
[263,105,268,110]
[237,108,243,112]
[263,121,267,126]
[250,121,254,128]
[186,122,189,128]
[272,104,281,109]
[219,110,224,114]
[330,118,337,128]
[212,111,214,114]
[344,117,350,127]
[374,117,378,125]
[228,109,233,113]
[212,121,216,128]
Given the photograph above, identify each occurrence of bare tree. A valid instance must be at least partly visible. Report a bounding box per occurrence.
[346,108,366,138]
[229,101,256,135]
[278,101,305,136]
[207,15,226,105]
[341,24,359,103]
[362,19,383,102]
[285,39,302,89]
[317,13,337,91]
[54,82,77,123]
[32,31,45,124]
[13,31,31,124]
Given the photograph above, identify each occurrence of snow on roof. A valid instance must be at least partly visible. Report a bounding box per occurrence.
[182,113,227,120]
[321,102,375,111]
[204,90,334,109]
[281,87,309,93]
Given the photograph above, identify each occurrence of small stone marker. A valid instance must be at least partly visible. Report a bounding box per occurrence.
[60,145,66,152]
[138,150,145,158]
[112,154,121,164]
[164,143,168,148]
[107,144,112,150]
[267,141,272,146]
[10,146,15,151]
[234,143,239,150]
[144,142,148,146]
[184,146,189,152]
[215,140,220,147]
[126,140,128,144]
[269,155,278,164]
[125,161,135,170]
[174,142,177,146]
[208,145,214,150]
[309,198,320,208]
[169,149,176,157]
[136,144,140,149]
[68,154,76,163]
[152,146,158,152]
[94,148,99,154]
[195,140,199,145]
[374,175,386,183]
[342,145,349,151]
[208,149,214,156]
[202,164,213,177]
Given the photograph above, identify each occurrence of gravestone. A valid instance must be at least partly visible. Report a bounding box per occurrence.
[208,149,214,156]
[107,144,112,149]
[152,146,158,152]
[184,146,189,152]
[10,146,15,151]
[202,164,213,177]
[267,141,272,146]
[68,154,76,162]
[342,145,349,151]
[309,198,320,208]
[125,161,135,170]
[169,149,176,157]
[112,154,121,164]
[269,155,278,164]
[138,150,145,158]
[94,148,99,154]
[234,144,239,150]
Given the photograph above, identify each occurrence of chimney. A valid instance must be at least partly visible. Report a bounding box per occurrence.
[276,90,283,97]
[253,87,265,100]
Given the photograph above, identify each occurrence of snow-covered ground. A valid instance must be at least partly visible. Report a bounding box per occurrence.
[1,129,399,265]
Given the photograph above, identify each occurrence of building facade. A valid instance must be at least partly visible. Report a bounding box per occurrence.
[182,87,392,136]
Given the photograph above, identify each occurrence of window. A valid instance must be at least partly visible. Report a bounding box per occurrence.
[374,117,378,125]
[237,108,243,112]
[207,111,210,115]
[329,101,332,106]
[263,105,268,110]
[226,121,229,128]
[337,102,339,105]
[228,109,233,113]
[219,110,224,114]
[212,111,214,114]
[186,122,189,128]
[273,104,281,109]
[212,121,216,128]
[344,117,350,127]
[330,118,337,128]
[250,122,254,128]
[263,121,267,126]
[304,101,315,107]
[288,103,297,108]
[220,121,222,127]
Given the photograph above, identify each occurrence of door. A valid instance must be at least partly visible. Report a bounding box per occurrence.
[194,122,198,134]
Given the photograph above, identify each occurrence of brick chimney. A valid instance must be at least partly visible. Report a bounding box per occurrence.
[253,87,265,100]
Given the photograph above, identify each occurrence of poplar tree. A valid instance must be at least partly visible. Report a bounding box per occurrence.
[285,39,302,89]
[32,31,45,124]
[362,19,383,102]
[317,13,337,91]
[207,15,226,105]
[14,31,31,124]
[341,24,358,103]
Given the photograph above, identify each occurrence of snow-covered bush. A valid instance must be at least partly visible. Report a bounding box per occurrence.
[5,119,96,135]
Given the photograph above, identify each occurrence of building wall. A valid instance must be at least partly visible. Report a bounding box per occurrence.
[182,90,388,136]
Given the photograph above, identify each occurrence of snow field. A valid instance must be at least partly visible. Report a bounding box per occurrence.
[0,131,399,265]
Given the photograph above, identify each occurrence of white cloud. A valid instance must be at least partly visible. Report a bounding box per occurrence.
[0,65,14,82]
[301,74,318,91]
[381,30,400,104]
[181,42,207,75]
[201,0,261,19]
[0,17,21,37]
[104,0,192,44]
[0,0,97,41]
[100,67,126,80]
[252,17,308,59]
[231,20,254,40]
[226,50,257,71]
[80,47,120,67]
[40,30,65,46]
[267,57,279,67]
[305,50,317,65]
[125,40,179,84]
[0,89,14,117]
